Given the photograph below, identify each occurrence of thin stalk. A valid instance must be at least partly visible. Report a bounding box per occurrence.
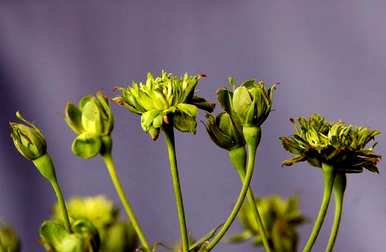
[102,153,151,251]
[230,147,271,252]
[303,163,336,252]
[325,173,346,252]
[206,143,257,251]
[162,126,189,252]
[51,180,72,233]
[244,178,272,252]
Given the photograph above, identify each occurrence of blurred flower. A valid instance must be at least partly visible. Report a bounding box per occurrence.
[0,222,20,252]
[113,71,214,140]
[65,90,114,158]
[40,219,100,252]
[229,195,306,252]
[280,114,381,173]
[10,112,47,161]
[52,195,138,252]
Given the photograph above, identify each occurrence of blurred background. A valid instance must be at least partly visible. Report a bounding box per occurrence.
[1,1,385,251]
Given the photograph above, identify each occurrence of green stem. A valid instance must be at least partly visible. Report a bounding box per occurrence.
[51,180,72,233]
[162,126,189,252]
[102,153,151,251]
[206,143,258,251]
[325,173,346,252]
[229,147,272,252]
[303,163,336,252]
[33,154,72,233]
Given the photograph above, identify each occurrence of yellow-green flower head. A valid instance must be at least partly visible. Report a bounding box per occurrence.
[40,219,100,252]
[65,90,114,159]
[0,222,20,252]
[53,195,118,230]
[52,195,138,252]
[10,112,47,161]
[218,78,276,128]
[113,71,215,140]
[231,195,305,252]
[280,114,381,173]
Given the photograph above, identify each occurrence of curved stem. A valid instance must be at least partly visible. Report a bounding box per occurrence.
[303,163,336,252]
[230,147,271,252]
[51,180,72,233]
[102,153,151,251]
[162,126,189,252]
[245,181,272,252]
[206,143,257,251]
[325,173,346,252]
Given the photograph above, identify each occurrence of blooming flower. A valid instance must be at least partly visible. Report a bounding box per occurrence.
[65,90,114,159]
[113,71,214,140]
[280,114,381,173]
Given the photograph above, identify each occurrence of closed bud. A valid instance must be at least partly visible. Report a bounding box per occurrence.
[204,112,244,151]
[232,80,275,127]
[10,112,47,161]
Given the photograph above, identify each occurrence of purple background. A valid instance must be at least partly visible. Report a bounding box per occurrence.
[1,1,385,251]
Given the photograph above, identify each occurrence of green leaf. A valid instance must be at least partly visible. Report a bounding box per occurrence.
[176,103,198,117]
[226,230,253,244]
[72,133,102,159]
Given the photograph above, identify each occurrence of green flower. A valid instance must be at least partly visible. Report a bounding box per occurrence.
[10,112,47,161]
[52,195,138,252]
[217,78,275,128]
[65,90,114,159]
[113,71,214,140]
[204,112,244,151]
[0,222,20,252]
[40,219,100,252]
[280,114,381,173]
[230,195,306,252]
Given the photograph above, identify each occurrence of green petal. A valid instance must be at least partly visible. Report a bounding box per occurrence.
[65,103,84,135]
[173,112,197,133]
[232,86,252,124]
[72,133,102,159]
[176,103,198,117]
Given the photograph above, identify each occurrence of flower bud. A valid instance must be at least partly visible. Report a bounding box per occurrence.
[65,90,114,159]
[40,219,100,252]
[204,112,244,151]
[10,112,47,161]
[0,222,20,252]
[232,80,275,127]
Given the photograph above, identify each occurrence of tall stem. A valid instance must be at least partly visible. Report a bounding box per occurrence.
[102,153,151,251]
[230,146,271,252]
[303,163,335,252]
[206,143,257,251]
[51,180,72,233]
[325,173,346,252]
[162,126,189,252]
[244,179,272,252]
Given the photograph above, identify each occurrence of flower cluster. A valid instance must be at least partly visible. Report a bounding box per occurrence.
[280,114,381,173]
[114,71,214,139]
